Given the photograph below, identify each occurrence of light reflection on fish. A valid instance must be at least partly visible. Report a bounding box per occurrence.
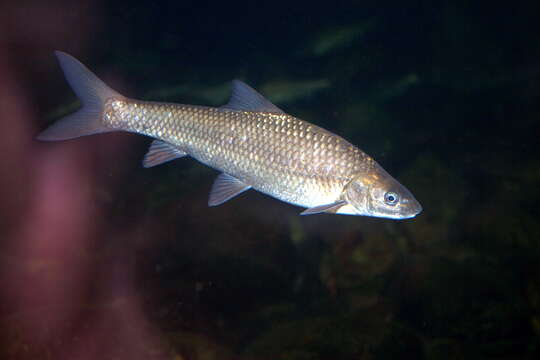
[37,52,422,219]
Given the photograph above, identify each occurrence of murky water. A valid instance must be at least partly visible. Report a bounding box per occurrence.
[1,1,538,359]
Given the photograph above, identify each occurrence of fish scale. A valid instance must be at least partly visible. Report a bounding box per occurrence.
[37,51,422,219]
[105,99,364,207]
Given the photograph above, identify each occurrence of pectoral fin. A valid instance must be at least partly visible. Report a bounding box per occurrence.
[300,200,348,215]
[143,140,187,168]
[208,173,251,206]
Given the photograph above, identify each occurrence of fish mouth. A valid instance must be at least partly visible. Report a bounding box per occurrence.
[412,200,423,216]
[402,200,422,219]
[383,199,422,220]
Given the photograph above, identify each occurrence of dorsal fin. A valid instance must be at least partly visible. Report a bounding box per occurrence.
[221,80,284,114]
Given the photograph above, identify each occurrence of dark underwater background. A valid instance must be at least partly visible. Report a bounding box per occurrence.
[1,1,539,359]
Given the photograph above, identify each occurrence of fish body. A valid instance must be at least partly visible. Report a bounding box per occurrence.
[38,52,422,219]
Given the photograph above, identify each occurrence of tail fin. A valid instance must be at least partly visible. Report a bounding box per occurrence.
[36,51,122,141]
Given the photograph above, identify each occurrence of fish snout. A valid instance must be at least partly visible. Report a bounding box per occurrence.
[399,195,422,218]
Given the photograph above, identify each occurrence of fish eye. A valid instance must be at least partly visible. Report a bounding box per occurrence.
[384,191,399,206]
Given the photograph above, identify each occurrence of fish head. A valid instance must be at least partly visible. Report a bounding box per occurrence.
[343,163,422,219]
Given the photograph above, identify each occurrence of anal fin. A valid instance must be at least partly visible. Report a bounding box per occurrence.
[208,173,251,206]
[143,140,187,168]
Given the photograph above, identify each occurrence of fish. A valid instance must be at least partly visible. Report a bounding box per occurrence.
[37,51,422,219]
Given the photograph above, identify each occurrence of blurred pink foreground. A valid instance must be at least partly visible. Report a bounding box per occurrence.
[0,1,165,358]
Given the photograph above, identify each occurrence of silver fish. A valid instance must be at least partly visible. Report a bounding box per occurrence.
[37,51,421,219]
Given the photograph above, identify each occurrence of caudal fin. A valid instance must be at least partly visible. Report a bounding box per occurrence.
[36,51,122,141]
